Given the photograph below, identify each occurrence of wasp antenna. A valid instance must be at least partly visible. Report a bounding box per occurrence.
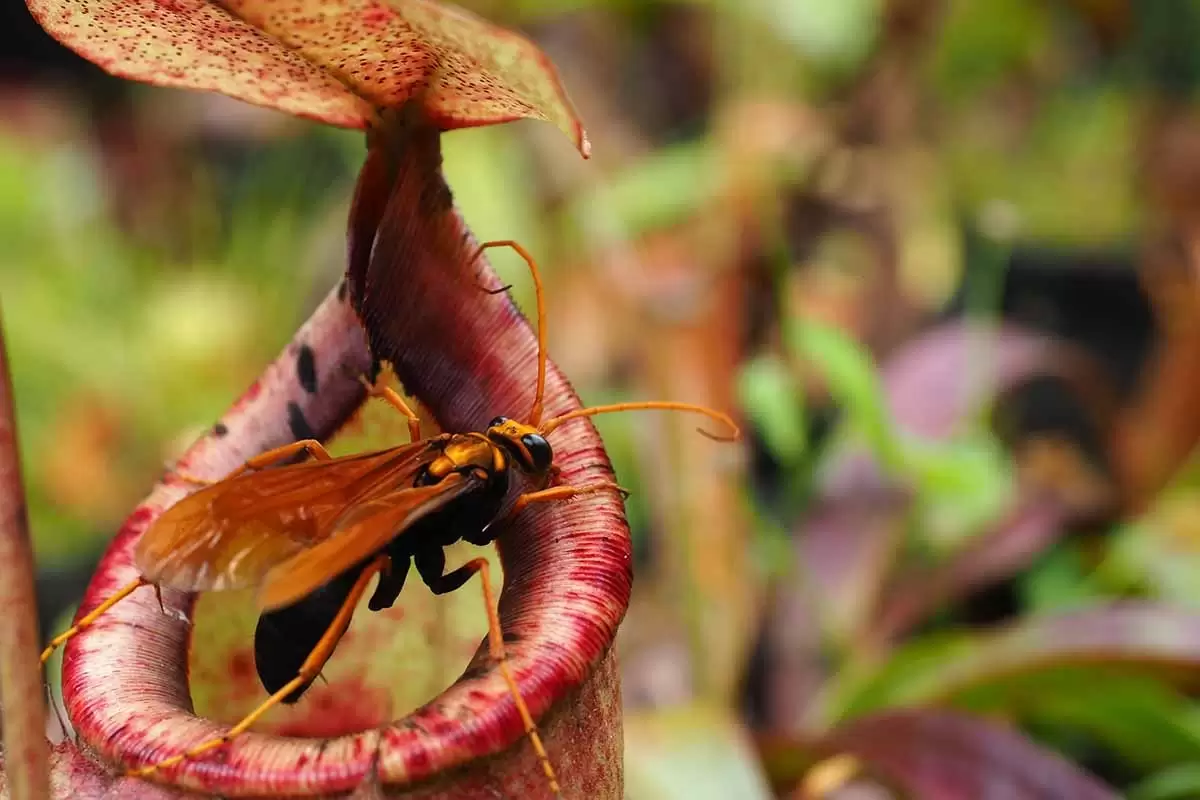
[539,402,741,442]
[470,240,548,426]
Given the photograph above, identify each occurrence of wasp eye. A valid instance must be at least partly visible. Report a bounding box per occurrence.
[520,433,553,472]
[488,416,508,428]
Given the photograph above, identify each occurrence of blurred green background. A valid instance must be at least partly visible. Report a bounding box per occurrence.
[10,0,1200,797]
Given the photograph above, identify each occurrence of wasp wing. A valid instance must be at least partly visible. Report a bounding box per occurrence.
[257,471,484,611]
[135,440,438,592]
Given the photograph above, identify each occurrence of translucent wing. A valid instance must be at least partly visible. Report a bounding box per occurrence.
[257,471,483,611]
[135,440,438,592]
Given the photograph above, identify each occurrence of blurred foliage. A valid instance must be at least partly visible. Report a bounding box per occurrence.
[0,122,359,560]
[13,0,1200,797]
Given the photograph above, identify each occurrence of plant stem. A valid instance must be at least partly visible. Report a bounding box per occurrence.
[0,312,50,799]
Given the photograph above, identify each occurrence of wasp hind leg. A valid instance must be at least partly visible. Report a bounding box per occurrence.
[127,555,388,779]
[40,578,149,664]
[414,547,562,798]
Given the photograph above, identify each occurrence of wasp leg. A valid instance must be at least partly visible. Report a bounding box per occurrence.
[171,439,334,486]
[170,469,219,486]
[358,375,422,443]
[510,482,630,516]
[414,546,476,596]
[228,439,334,479]
[368,554,411,611]
[413,549,561,797]
[41,578,149,664]
[127,555,387,779]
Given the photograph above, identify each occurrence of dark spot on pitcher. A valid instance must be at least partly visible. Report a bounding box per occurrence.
[287,402,315,441]
[296,345,318,394]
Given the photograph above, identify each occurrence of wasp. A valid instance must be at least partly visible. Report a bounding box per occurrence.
[42,241,738,794]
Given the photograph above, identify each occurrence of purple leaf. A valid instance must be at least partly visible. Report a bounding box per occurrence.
[873,499,1071,642]
[822,709,1118,800]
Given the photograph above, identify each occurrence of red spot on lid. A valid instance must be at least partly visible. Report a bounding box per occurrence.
[360,5,393,27]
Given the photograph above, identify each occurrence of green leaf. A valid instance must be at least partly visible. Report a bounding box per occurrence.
[930,0,1051,102]
[1130,764,1200,800]
[1097,496,1200,609]
[904,432,1014,552]
[625,706,773,800]
[1021,544,1106,613]
[962,669,1200,768]
[787,319,902,473]
[572,140,717,237]
[737,355,807,464]
[825,632,978,721]
[736,0,882,70]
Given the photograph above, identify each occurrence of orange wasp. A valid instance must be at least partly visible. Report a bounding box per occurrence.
[41,240,738,794]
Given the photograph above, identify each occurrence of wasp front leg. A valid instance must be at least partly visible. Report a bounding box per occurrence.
[509,482,630,516]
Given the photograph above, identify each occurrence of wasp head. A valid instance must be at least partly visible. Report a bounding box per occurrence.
[485,416,554,476]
